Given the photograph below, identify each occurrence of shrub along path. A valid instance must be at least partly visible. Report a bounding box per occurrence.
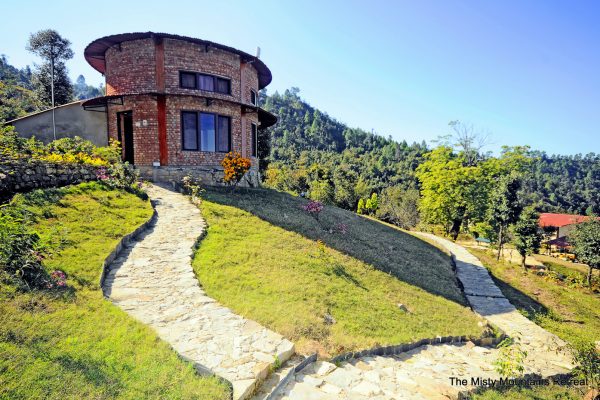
[273,235,575,400]
[103,184,294,400]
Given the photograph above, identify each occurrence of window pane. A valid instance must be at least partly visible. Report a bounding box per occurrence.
[198,74,214,91]
[217,116,230,152]
[216,78,230,94]
[250,90,257,105]
[182,112,198,150]
[180,72,196,89]
[251,123,257,156]
[200,113,215,151]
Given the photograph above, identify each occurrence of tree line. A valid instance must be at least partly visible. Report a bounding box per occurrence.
[259,88,600,277]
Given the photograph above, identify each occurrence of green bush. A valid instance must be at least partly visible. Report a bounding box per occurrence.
[0,205,50,290]
[0,126,121,167]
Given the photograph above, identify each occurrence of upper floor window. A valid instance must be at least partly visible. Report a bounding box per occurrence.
[179,71,231,95]
[181,111,230,152]
[250,89,257,106]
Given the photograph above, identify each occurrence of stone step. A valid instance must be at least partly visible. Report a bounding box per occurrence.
[252,355,316,400]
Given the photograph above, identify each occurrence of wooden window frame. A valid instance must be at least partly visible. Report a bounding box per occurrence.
[179,71,197,89]
[179,70,231,95]
[181,110,231,153]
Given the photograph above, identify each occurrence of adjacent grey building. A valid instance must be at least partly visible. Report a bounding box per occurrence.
[7,100,108,146]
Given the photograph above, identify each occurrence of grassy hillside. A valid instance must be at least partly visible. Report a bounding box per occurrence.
[0,183,229,400]
[194,187,485,356]
[471,248,600,347]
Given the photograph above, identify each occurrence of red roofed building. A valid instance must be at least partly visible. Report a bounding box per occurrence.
[539,212,599,242]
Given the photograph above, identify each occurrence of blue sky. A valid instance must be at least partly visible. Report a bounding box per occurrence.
[2,0,598,155]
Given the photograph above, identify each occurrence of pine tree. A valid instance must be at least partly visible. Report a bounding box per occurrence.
[27,29,74,107]
[31,61,73,106]
[357,198,365,215]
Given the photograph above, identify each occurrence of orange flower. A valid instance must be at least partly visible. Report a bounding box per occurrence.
[221,151,251,185]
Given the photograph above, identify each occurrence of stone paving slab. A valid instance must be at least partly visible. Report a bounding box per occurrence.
[103,184,294,400]
[273,234,574,399]
[416,233,574,372]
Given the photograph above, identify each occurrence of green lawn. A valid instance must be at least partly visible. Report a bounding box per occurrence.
[470,248,600,347]
[193,187,484,356]
[0,183,229,400]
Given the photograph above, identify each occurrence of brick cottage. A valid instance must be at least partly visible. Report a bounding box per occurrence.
[82,32,277,184]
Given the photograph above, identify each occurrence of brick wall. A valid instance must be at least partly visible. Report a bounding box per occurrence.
[241,62,259,105]
[105,38,156,95]
[165,96,257,168]
[102,36,261,173]
[107,95,160,166]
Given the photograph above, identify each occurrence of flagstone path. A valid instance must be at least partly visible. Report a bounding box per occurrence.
[271,233,574,400]
[103,184,295,400]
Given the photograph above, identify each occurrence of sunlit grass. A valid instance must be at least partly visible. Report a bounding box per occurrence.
[0,183,230,400]
[193,187,484,357]
[471,248,600,347]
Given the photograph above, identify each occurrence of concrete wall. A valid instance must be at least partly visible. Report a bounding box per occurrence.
[9,101,108,146]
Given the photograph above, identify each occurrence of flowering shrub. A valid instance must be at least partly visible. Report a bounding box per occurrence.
[335,223,348,235]
[0,126,118,167]
[303,200,324,221]
[39,152,107,166]
[182,175,204,202]
[221,151,251,187]
[48,270,67,289]
[96,163,146,200]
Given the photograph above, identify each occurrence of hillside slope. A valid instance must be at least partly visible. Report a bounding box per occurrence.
[193,187,485,356]
[0,183,229,400]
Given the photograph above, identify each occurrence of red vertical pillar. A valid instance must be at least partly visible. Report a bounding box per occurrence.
[155,36,168,166]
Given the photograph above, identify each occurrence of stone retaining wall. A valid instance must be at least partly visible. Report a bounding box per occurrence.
[137,165,260,187]
[329,334,505,365]
[0,159,98,202]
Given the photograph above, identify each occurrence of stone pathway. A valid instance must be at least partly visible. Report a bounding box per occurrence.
[103,184,294,400]
[418,233,574,373]
[272,234,574,400]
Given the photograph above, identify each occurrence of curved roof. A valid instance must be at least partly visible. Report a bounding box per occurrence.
[84,32,272,89]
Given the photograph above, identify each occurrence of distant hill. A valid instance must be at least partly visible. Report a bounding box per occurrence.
[261,88,600,215]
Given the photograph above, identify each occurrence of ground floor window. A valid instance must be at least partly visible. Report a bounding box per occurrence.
[181,111,230,152]
[251,122,258,157]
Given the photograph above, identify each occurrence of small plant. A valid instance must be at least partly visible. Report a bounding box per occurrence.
[303,200,324,221]
[570,342,600,391]
[493,336,528,378]
[48,270,67,289]
[182,175,204,202]
[96,163,146,199]
[270,356,282,373]
[221,151,251,187]
[316,239,327,256]
[334,222,348,235]
[0,207,51,290]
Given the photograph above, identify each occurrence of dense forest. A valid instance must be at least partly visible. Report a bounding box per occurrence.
[260,88,600,229]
